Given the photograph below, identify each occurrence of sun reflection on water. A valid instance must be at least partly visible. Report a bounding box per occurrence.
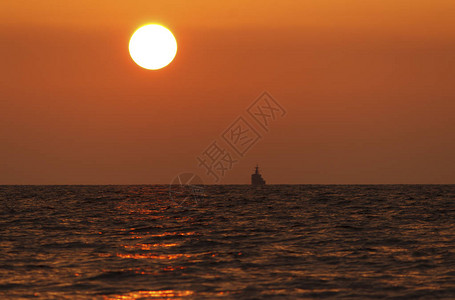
[122,243,179,250]
[148,232,196,237]
[116,253,192,260]
[104,290,194,300]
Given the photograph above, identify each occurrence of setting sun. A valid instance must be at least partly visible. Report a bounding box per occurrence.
[129,24,177,70]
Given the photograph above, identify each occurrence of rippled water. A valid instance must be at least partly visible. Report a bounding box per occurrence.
[0,185,454,299]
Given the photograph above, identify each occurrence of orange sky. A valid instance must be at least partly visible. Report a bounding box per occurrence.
[1,1,454,184]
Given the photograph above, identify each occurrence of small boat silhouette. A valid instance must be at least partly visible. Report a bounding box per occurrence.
[251,165,266,186]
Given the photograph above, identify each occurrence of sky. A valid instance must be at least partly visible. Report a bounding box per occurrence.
[1,1,454,184]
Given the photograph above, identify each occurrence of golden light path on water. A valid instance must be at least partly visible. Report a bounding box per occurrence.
[98,226,212,298]
[104,290,194,300]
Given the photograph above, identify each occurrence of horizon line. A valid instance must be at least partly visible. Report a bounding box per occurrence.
[1,183,454,186]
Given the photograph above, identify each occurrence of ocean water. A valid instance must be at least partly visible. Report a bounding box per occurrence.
[0,185,454,299]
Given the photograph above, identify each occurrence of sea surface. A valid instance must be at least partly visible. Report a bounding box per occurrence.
[0,185,454,299]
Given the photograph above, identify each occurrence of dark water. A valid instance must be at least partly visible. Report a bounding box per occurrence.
[0,185,454,299]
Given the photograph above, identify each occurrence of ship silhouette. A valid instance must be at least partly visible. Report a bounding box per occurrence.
[251,165,266,186]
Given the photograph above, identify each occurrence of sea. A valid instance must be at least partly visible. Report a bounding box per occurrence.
[0,185,454,299]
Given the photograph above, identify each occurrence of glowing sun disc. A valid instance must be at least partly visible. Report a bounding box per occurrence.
[129,24,177,70]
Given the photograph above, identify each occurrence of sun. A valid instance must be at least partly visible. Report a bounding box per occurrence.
[129,24,177,70]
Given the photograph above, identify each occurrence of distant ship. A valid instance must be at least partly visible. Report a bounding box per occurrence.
[251,165,266,186]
